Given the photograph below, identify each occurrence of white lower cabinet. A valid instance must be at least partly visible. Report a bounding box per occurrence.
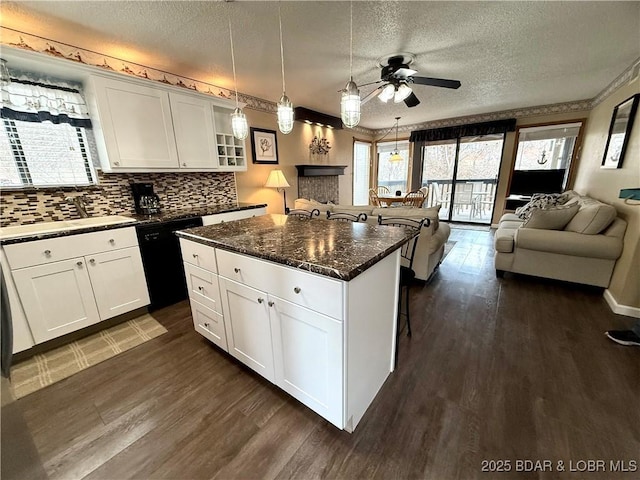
[87,247,149,320]
[220,278,276,383]
[11,257,101,343]
[4,227,150,345]
[269,296,343,427]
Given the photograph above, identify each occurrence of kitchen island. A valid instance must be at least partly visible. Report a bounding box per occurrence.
[176,214,415,432]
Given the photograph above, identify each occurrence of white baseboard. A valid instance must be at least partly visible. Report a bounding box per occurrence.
[603,289,640,318]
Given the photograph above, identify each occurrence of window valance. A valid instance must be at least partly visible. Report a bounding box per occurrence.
[1,79,92,128]
[409,118,516,143]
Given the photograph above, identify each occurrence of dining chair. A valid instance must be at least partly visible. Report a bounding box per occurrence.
[453,183,474,218]
[369,188,382,207]
[326,211,368,222]
[287,208,320,218]
[402,190,426,208]
[376,185,391,195]
[377,215,430,355]
[419,186,429,201]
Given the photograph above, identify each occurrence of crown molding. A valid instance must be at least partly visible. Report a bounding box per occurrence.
[591,57,640,108]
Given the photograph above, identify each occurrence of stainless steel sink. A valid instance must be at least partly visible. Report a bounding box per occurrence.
[0,215,137,240]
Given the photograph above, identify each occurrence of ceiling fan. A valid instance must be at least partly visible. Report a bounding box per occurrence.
[360,53,461,108]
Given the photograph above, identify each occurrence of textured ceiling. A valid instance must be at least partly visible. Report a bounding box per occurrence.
[2,1,639,130]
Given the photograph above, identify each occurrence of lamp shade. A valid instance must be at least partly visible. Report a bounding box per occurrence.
[277,94,294,134]
[378,84,395,103]
[265,169,291,189]
[341,79,361,128]
[389,151,403,162]
[394,83,412,103]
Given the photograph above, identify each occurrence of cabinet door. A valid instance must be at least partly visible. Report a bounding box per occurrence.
[169,93,219,169]
[87,247,150,320]
[220,278,275,382]
[92,76,179,169]
[269,296,344,428]
[12,258,100,343]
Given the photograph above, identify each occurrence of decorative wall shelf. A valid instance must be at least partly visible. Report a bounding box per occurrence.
[296,165,347,177]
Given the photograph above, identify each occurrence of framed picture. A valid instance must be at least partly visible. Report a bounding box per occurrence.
[251,127,279,164]
[601,93,639,169]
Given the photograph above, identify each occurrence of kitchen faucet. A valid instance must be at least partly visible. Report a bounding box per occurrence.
[65,195,90,218]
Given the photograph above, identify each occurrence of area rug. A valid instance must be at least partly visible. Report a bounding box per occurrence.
[442,241,457,261]
[10,314,167,399]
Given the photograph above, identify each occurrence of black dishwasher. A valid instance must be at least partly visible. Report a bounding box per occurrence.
[136,217,203,310]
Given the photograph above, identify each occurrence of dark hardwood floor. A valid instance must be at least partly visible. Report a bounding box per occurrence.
[4,227,639,480]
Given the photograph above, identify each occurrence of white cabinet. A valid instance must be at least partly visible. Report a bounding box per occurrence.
[89,76,179,170]
[169,92,218,169]
[201,207,267,226]
[88,75,246,172]
[87,246,149,320]
[269,296,343,427]
[11,257,101,343]
[220,278,276,383]
[4,227,150,345]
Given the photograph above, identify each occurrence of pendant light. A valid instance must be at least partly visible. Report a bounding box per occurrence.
[0,59,10,86]
[277,2,294,134]
[228,17,248,140]
[340,0,360,128]
[389,117,403,162]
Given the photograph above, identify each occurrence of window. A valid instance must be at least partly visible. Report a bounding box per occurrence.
[1,119,95,187]
[1,77,96,188]
[353,140,372,205]
[377,140,409,193]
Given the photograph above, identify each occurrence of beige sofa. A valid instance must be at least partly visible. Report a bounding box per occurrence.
[494,192,627,287]
[294,199,451,282]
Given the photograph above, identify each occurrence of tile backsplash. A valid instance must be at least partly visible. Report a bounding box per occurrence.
[0,170,236,227]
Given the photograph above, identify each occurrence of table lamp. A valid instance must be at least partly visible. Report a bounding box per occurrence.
[265,169,291,213]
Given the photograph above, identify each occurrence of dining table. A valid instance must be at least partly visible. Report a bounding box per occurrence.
[376,194,406,207]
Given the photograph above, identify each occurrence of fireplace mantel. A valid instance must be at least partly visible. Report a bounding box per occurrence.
[296,165,347,177]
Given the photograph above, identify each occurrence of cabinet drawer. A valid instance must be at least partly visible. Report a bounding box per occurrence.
[217,250,343,320]
[5,227,138,270]
[189,299,228,352]
[179,239,217,273]
[184,263,222,314]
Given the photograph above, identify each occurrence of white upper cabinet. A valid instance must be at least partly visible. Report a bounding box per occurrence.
[87,74,246,172]
[169,92,219,169]
[89,76,180,170]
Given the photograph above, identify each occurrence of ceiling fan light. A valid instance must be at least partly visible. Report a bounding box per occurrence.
[277,93,294,134]
[341,79,361,128]
[378,84,395,103]
[389,151,403,162]
[394,83,412,103]
[231,107,249,140]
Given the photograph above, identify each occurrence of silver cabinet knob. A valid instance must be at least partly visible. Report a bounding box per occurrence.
[192,253,198,258]
[89,259,95,264]
[114,161,120,166]
[198,285,204,291]
[44,249,51,256]
[268,301,274,307]
[294,287,301,294]
[76,261,83,267]
[257,298,264,304]
[109,239,115,244]
[234,267,240,273]
[203,322,210,328]
[182,163,187,167]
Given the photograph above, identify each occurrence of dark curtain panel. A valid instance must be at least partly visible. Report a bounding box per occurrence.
[1,108,93,128]
[409,118,517,143]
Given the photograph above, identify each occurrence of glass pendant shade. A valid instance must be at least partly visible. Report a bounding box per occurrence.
[341,79,361,128]
[277,93,294,134]
[394,83,412,103]
[389,151,403,162]
[378,84,395,103]
[0,59,10,86]
[231,107,248,140]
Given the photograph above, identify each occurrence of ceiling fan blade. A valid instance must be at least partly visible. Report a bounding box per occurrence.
[410,76,461,89]
[404,92,420,108]
[361,85,383,105]
[357,79,384,89]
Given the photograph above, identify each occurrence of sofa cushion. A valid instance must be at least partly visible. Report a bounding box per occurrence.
[494,227,517,253]
[522,203,579,230]
[564,197,617,234]
[331,204,374,215]
[294,198,331,213]
[500,213,522,224]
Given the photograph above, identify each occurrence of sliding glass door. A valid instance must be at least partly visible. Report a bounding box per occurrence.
[421,134,504,224]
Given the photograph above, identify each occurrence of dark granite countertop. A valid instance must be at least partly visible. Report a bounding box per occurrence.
[0,203,266,245]
[176,214,416,281]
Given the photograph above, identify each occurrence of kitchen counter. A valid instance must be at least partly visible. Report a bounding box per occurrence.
[176,213,416,281]
[0,203,266,245]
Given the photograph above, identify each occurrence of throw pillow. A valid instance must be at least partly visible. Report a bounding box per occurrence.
[515,193,565,220]
[522,203,580,230]
[564,199,617,234]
